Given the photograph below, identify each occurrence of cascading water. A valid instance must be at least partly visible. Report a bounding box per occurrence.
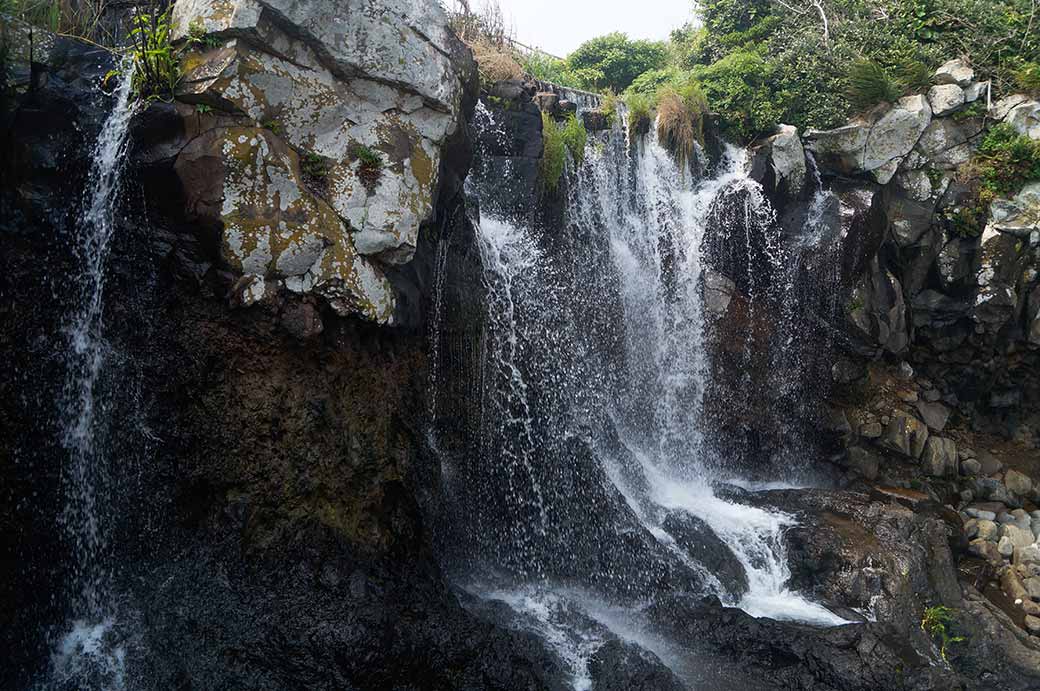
[431,102,849,686]
[47,61,138,690]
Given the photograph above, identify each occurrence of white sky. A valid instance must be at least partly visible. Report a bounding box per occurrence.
[492,0,695,58]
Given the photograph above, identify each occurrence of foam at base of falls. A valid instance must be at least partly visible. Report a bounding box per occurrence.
[49,618,127,691]
[648,472,848,627]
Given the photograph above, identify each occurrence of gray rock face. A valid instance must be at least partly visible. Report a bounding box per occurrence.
[879,411,929,458]
[961,458,982,476]
[974,225,1029,328]
[927,84,965,117]
[845,446,880,480]
[808,96,931,184]
[934,58,974,87]
[170,0,470,310]
[846,259,909,355]
[915,116,984,168]
[1002,523,1035,549]
[990,182,1040,238]
[767,124,808,197]
[703,270,736,315]
[921,436,957,477]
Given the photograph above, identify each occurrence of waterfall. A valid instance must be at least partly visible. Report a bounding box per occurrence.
[48,60,137,691]
[433,104,849,686]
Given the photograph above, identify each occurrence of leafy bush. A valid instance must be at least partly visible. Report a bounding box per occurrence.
[656,82,708,168]
[626,66,682,97]
[560,114,587,167]
[540,111,567,191]
[846,60,901,110]
[691,48,782,142]
[566,32,669,92]
[522,52,578,87]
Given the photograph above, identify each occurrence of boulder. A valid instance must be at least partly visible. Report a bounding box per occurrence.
[661,511,748,600]
[173,126,396,323]
[750,124,807,200]
[934,58,974,86]
[1003,99,1040,140]
[1025,615,1040,634]
[921,436,958,477]
[991,95,1032,121]
[936,234,977,292]
[999,535,1016,557]
[1017,544,1040,565]
[989,182,1040,239]
[927,84,965,117]
[808,96,931,184]
[172,0,468,265]
[961,458,982,476]
[532,92,560,114]
[968,538,1003,567]
[1006,469,1034,498]
[963,81,988,103]
[1001,523,1036,549]
[974,225,1029,328]
[586,639,686,691]
[879,411,929,458]
[915,116,985,168]
[976,519,999,542]
[914,400,950,432]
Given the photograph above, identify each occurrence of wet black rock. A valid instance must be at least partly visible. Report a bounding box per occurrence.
[661,511,749,599]
[588,639,687,691]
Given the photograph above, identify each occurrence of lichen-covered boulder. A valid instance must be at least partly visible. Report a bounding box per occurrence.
[990,182,1040,238]
[174,126,395,322]
[808,96,931,184]
[914,116,985,169]
[172,0,467,264]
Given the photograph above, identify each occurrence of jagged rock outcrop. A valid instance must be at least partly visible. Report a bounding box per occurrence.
[167,0,473,323]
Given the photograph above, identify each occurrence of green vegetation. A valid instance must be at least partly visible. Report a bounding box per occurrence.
[1,0,114,41]
[846,60,902,110]
[945,124,1040,236]
[539,112,588,190]
[656,81,708,169]
[560,114,587,167]
[921,605,965,662]
[1018,62,1040,96]
[540,111,567,191]
[126,8,179,101]
[566,32,669,92]
[623,92,653,139]
[261,118,284,135]
[301,151,331,182]
[186,18,221,50]
[974,123,1040,198]
[350,143,383,171]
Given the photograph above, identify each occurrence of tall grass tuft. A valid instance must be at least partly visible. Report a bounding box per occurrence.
[656,82,708,169]
[846,59,901,110]
[623,92,653,139]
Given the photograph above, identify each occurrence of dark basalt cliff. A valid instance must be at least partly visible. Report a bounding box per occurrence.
[3,7,1040,691]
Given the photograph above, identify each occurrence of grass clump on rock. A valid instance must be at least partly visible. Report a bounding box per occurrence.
[656,82,708,169]
[623,92,653,139]
[539,112,589,191]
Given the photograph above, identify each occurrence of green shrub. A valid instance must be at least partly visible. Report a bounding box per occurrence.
[921,605,965,662]
[566,32,669,92]
[974,123,1040,197]
[522,52,584,89]
[540,111,567,191]
[350,143,383,170]
[626,66,682,97]
[692,48,781,142]
[846,59,901,110]
[623,92,653,139]
[560,114,587,167]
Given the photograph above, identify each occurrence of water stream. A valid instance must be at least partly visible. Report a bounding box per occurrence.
[47,61,138,691]
[437,105,849,687]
